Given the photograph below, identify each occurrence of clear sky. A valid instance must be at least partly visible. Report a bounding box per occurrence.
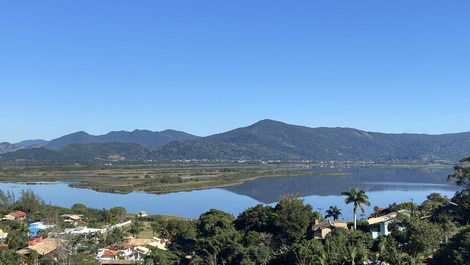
[1,1,469,143]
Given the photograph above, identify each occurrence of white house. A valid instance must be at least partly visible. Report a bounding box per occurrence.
[368,209,411,239]
[0,229,8,240]
[62,227,105,235]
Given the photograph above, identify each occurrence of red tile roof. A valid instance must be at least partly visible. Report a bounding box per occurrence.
[102,249,118,257]
[113,243,134,250]
[11,211,26,218]
[28,237,43,246]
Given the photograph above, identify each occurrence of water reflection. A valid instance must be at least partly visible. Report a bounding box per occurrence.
[0,167,459,219]
[225,167,456,203]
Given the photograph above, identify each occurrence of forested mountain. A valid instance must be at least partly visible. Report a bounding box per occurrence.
[32,129,199,150]
[1,119,469,163]
[0,143,153,162]
[153,119,470,163]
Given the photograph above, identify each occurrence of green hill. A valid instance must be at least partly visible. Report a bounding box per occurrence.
[153,119,470,163]
[2,119,469,163]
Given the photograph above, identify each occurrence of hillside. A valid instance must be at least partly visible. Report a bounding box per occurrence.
[34,129,199,150]
[60,142,155,161]
[0,142,25,154]
[16,139,47,147]
[2,119,469,163]
[0,143,154,162]
[153,119,470,163]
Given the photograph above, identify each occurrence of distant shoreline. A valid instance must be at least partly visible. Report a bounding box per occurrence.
[0,162,453,196]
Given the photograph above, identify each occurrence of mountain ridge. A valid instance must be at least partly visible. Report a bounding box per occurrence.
[31,129,199,150]
[1,119,469,163]
[152,119,470,162]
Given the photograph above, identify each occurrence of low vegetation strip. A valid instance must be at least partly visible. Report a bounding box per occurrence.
[0,163,348,195]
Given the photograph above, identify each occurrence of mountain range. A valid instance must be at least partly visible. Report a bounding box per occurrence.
[1,119,469,163]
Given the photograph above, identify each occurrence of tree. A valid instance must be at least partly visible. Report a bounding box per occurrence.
[451,190,470,225]
[197,209,235,237]
[419,193,449,216]
[164,219,197,254]
[0,247,19,265]
[100,209,113,224]
[272,195,313,245]
[448,157,470,190]
[197,231,242,265]
[71,203,88,214]
[325,206,342,221]
[14,190,44,215]
[196,209,242,265]
[144,248,178,265]
[104,228,124,246]
[289,239,327,265]
[323,229,351,264]
[431,209,456,243]
[6,229,28,250]
[235,204,276,233]
[341,188,370,230]
[391,215,442,258]
[430,225,470,265]
[129,220,144,238]
[448,157,470,224]
[109,207,127,223]
[0,191,14,215]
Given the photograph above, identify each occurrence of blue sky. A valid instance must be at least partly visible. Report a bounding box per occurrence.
[1,1,469,142]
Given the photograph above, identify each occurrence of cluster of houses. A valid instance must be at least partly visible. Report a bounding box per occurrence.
[0,205,414,264]
[96,237,169,262]
[0,209,171,265]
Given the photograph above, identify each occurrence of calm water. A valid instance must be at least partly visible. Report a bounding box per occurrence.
[0,167,459,220]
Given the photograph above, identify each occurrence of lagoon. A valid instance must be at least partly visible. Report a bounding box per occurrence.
[0,167,458,220]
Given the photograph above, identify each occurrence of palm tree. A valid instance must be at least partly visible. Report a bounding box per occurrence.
[325,206,342,221]
[341,188,370,229]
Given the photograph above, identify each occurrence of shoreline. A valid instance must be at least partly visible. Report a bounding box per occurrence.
[0,163,453,195]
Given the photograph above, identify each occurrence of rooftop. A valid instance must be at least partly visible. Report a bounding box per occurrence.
[367,209,411,225]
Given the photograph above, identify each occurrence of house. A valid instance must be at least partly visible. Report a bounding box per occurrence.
[146,238,170,250]
[0,229,8,240]
[2,210,27,222]
[96,249,119,261]
[96,237,171,263]
[61,214,83,225]
[311,220,349,239]
[367,209,411,239]
[97,242,146,262]
[17,237,61,262]
[62,227,105,235]
[137,211,148,218]
[29,222,56,237]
